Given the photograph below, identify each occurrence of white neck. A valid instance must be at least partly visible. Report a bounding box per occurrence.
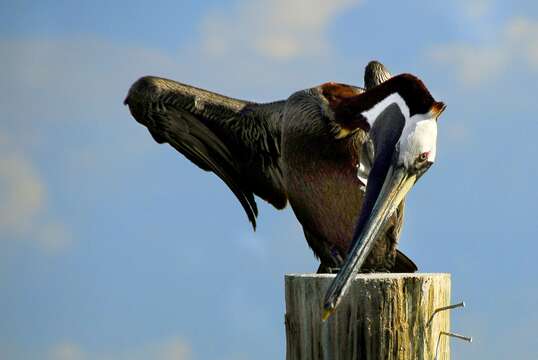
[360,93,410,126]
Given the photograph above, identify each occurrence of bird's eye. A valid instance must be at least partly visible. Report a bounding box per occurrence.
[418,152,429,162]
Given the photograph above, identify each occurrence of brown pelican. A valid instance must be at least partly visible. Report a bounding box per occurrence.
[124,61,445,317]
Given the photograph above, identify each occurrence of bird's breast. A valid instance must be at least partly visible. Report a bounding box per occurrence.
[282,131,366,253]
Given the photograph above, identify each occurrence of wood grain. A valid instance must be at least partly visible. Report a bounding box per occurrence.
[285,273,451,360]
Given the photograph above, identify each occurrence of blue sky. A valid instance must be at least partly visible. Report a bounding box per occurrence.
[1,0,538,359]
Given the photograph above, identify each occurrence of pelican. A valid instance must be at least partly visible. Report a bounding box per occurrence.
[124,61,445,317]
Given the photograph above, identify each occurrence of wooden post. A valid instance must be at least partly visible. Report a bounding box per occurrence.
[285,273,451,360]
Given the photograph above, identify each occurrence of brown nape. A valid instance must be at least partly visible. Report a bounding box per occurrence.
[320,82,363,107]
[321,74,437,134]
[320,82,371,133]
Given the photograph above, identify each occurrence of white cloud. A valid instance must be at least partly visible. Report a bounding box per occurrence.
[0,37,182,131]
[429,45,507,86]
[505,18,538,69]
[47,337,191,360]
[200,0,361,60]
[49,343,86,360]
[459,0,493,19]
[0,132,72,253]
[0,152,44,233]
[143,337,191,360]
[428,17,538,86]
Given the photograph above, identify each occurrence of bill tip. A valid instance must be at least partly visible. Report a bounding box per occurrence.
[322,307,333,321]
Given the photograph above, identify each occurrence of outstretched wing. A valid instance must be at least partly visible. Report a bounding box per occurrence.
[124,76,287,229]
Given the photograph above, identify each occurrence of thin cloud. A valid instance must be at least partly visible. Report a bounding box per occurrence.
[459,0,493,19]
[505,17,538,69]
[0,132,72,253]
[47,337,191,360]
[200,0,361,60]
[0,152,44,234]
[49,343,86,360]
[428,17,538,86]
[429,44,506,86]
[0,37,182,130]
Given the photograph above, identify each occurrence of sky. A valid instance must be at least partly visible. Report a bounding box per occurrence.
[1,0,538,359]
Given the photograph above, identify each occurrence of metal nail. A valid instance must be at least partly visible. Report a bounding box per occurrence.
[427,301,465,327]
[434,330,472,360]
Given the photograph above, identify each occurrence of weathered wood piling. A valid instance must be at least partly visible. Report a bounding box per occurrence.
[285,273,451,360]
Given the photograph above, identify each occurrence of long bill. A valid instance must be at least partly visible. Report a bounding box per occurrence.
[322,164,417,321]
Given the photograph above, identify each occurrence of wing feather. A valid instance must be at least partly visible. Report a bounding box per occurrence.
[124,76,287,228]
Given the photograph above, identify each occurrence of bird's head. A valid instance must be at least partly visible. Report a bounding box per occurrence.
[398,101,445,172]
